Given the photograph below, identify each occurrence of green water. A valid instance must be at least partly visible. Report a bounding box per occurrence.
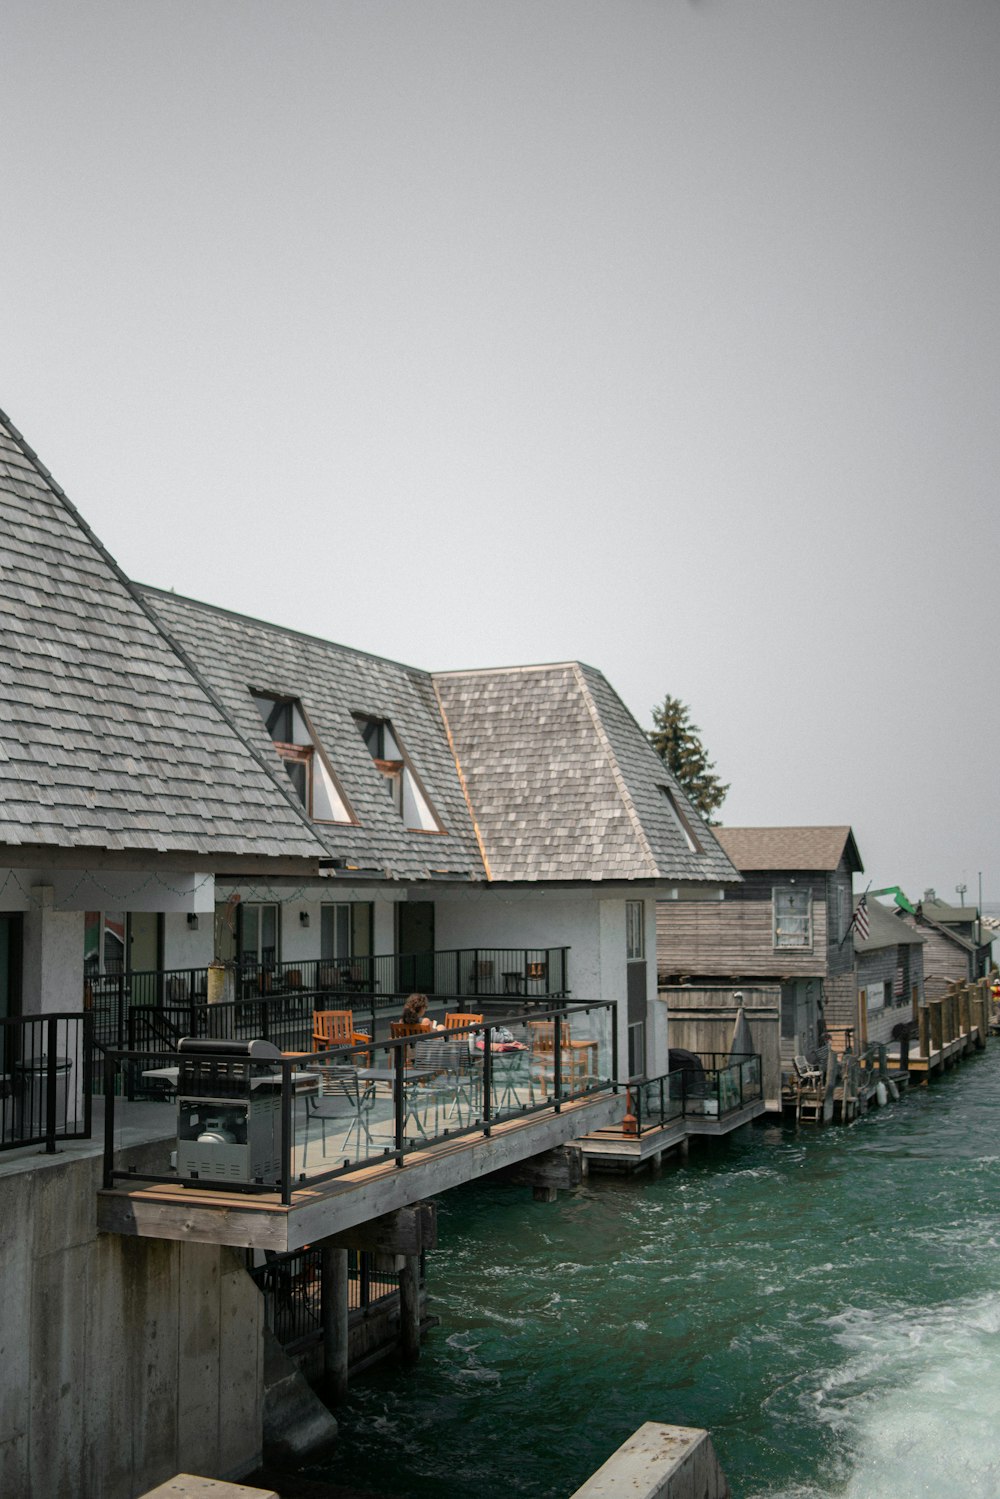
[313,1050,1000,1498]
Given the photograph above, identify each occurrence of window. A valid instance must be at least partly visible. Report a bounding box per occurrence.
[354,715,443,832]
[658,786,702,853]
[627,1021,645,1079]
[773,887,812,949]
[838,885,848,941]
[626,900,645,961]
[252,692,353,823]
[240,903,278,968]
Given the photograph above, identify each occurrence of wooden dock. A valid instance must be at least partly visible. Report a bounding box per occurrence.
[784,979,991,1124]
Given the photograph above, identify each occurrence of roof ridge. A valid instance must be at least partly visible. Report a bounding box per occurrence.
[432,660,598,679]
[431,681,491,881]
[141,583,432,677]
[572,663,659,879]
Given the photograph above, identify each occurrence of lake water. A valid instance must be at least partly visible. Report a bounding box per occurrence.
[309,1047,1000,1498]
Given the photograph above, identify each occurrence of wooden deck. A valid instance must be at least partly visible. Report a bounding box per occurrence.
[97,1089,624,1252]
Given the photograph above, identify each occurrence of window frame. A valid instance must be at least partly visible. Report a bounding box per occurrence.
[772,886,813,951]
[626,900,646,961]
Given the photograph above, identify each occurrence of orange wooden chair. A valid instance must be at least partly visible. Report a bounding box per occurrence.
[445,1012,483,1031]
[312,1009,371,1058]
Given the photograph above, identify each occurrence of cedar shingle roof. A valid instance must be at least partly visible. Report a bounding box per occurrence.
[0,410,327,863]
[141,588,485,881]
[713,825,863,874]
[432,663,739,884]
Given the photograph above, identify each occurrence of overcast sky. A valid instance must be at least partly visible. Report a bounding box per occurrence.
[4,1,998,906]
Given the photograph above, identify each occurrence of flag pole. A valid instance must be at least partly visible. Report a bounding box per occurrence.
[839,880,872,948]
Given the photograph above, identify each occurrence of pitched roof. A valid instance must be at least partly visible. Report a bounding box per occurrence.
[713,825,863,874]
[854,898,925,953]
[0,410,327,864]
[140,588,485,881]
[432,663,740,884]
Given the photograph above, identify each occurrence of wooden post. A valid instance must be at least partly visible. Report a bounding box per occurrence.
[918,1006,930,1058]
[877,1044,887,1079]
[822,1048,837,1125]
[959,986,971,1040]
[321,1244,350,1403]
[899,1031,910,1073]
[912,983,920,1024]
[929,1000,943,1054]
[398,1254,421,1365]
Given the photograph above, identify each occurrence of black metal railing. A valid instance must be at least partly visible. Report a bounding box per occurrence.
[250,1246,422,1354]
[85,946,570,1050]
[591,1052,763,1139]
[0,1012,93,1153]
[101,999,616,1203]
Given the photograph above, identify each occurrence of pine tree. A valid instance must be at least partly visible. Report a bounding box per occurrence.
[648,695,729,824]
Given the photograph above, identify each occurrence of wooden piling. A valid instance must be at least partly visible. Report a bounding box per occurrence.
[398,1255,421,1365]
[918,1005,930,1058]
[321,1245,350,1403]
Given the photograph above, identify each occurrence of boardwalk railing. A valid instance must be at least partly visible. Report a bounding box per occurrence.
[0,1012,93,1153]
[101,999,617,1204]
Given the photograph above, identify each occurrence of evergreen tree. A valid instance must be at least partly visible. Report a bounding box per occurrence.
[648,695,729,824]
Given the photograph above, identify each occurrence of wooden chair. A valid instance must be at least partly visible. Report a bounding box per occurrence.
[528,1020,593,1095]
[792,1055,823,1087]
[445,1012,483,1031]
[312,1009,371,1058]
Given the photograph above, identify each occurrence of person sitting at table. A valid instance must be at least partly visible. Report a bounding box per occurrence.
[401,992,443,1031]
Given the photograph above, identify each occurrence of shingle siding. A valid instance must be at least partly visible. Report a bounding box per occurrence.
[433,663,738,884]
[0,412,325,862]
[141,588,485,881]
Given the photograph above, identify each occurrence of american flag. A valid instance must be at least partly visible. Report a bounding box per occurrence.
[850,894,870,941]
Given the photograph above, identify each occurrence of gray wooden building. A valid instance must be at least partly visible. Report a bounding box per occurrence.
[657,826,863,1072]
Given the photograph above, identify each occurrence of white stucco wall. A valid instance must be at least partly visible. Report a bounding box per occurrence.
[432,887,661,1078]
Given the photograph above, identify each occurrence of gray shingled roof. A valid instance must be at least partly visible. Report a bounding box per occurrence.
[141,588,485,881]
[0,410,327,863]
[854,898,925,953]
[432,663,739,884]
[714,826,863,874]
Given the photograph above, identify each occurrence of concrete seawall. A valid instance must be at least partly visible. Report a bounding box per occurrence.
[0,1138,265,1499]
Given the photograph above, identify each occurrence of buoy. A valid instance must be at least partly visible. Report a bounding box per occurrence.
[886,1077,899,1102]
[875,1080,888,1107]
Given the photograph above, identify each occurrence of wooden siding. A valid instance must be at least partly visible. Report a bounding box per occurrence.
[661,984,782,1111]
[900,917,972,991]
[825,862,856,977]
[658,874,828,979]
[857,944,915,1047]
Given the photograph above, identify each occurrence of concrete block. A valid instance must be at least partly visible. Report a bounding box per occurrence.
[261,1328,337,1464]
[568,1422,731,1499]
[138,1477,278,1498]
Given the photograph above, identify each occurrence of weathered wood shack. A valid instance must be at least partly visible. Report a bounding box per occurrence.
[658,826,863,1080]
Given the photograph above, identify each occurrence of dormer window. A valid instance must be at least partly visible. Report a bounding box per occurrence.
[354,715,443,832]
[659,786,703,854]
[252,692,354,824]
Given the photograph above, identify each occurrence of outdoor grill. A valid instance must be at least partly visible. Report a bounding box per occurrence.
[175,1036,284,1186]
